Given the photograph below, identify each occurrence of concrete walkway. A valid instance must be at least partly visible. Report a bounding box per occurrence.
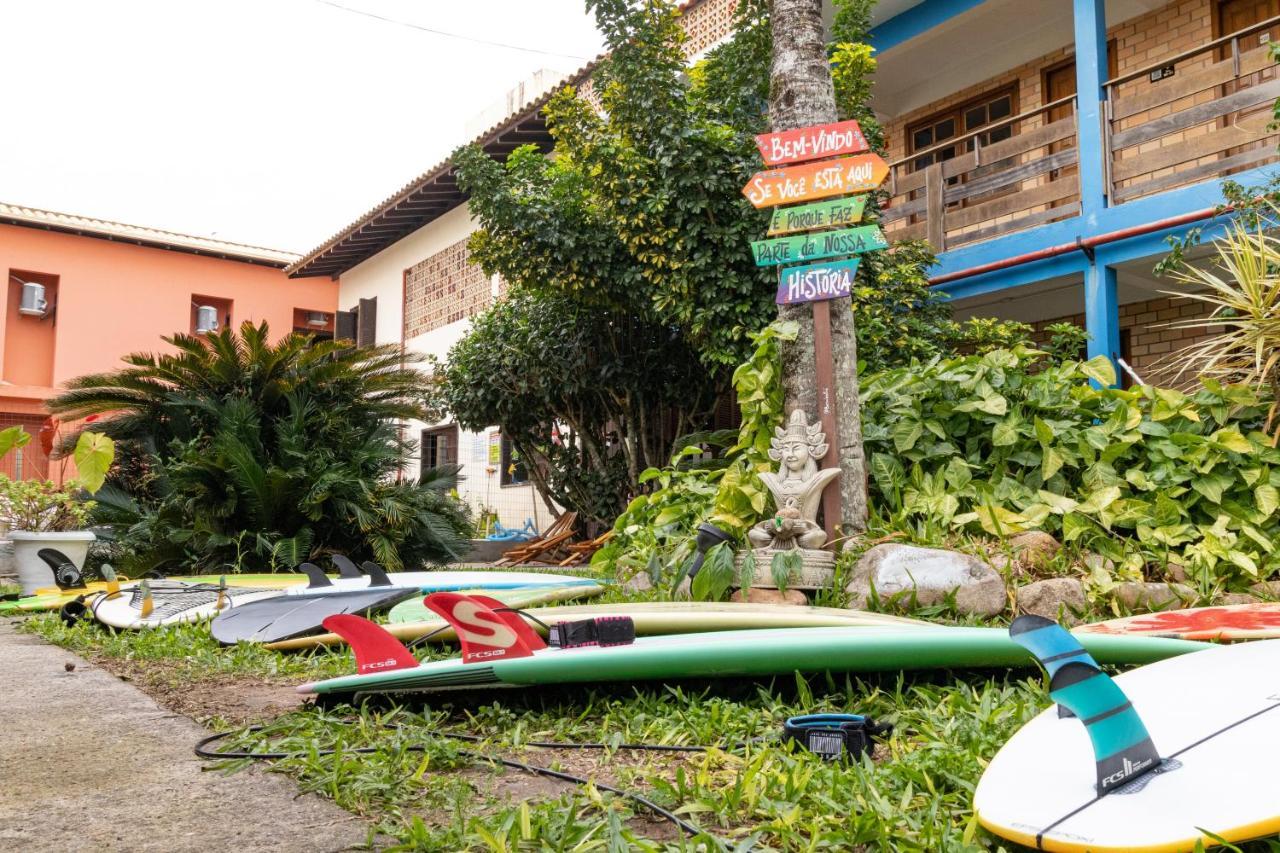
[0,621,369,852]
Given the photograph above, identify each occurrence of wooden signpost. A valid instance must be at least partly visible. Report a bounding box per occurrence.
[767,196,866,236]
[754,119,869,166]
[748,122,890,544]
[751,224,887,266]
[741,153,889,209]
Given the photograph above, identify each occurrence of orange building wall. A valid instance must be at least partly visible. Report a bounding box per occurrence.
[0,223,337,391]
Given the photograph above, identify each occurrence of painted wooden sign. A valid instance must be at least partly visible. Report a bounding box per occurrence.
[775,258,861,305]
[767,196,867,236]
[751,224,887,267]
[755,120,869,166]
[743,154,889,209]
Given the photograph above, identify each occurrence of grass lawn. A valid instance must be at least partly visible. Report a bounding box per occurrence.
[11,597,1279,852]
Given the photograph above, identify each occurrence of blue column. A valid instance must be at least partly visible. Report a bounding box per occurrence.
[1073,0,1108,221]
[1084,261,1120,381]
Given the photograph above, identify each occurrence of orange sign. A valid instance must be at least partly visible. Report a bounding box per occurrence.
[742,154,889,209]
[754,120,868,166]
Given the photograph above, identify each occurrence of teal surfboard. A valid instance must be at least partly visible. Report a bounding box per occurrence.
[297,625,1207,698]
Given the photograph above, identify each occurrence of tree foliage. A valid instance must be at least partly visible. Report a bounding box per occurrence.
[49,322,471,573]
[434,289,716,526]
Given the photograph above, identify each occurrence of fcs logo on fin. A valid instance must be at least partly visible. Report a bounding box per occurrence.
[424,592,537,664]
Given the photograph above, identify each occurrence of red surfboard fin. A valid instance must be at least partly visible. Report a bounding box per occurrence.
[322,614,419,676]
[423,592,537,664]
[467,594,548,651]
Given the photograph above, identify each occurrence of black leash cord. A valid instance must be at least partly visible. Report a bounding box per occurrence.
[194,727,717,841]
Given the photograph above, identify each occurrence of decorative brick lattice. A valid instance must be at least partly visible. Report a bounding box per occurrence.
[404,240,491,339]
[680,0,738,59]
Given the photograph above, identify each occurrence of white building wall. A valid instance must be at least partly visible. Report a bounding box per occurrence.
[336,203,549,535]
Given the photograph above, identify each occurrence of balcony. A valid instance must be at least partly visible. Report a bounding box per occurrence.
[880,14,1280,254]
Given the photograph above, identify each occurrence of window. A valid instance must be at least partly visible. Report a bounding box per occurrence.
[421,425,458,474]
[500,434,528,486]
[908,88,1016,173]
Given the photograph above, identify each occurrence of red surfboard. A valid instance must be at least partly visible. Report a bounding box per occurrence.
[1075,602,1280,641]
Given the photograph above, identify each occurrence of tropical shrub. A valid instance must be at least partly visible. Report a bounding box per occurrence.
[862,347,1280,588]
[48,322,470,573]
[0,425,114,533]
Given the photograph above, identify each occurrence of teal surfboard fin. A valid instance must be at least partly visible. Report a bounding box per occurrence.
[1009,615,1163,794]
[1009,613,1098,718]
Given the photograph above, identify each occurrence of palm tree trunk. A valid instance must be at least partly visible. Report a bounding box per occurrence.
[768,0,868,534]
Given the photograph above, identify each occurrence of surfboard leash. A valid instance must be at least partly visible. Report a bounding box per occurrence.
[195,725,717,841]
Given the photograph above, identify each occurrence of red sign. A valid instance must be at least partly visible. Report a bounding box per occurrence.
[755,120,869,166]
[742,154,889,209]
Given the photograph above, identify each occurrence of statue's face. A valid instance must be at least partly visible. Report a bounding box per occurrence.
[780,438,809,474]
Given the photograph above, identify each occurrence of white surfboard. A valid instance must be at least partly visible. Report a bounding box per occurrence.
[975,639,1280,852]
[282,569,602,596]
[89,580,283,629]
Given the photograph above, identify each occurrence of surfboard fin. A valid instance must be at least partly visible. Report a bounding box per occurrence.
[331,554,364,579]
[466,595,548,651]
[321,614,419,675]
[360,561,393,588]
[101,564,122,599]
[1010,617,1163,794]
[139,579,154,618]
[299,562,333,589]
[423,592,537,664]
[1009,614,1099,718]
[38,548,84,591]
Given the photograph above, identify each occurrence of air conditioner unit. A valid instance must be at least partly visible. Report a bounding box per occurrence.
[306,311,330,327]
[18,282,47,317]
[194,305,219,334]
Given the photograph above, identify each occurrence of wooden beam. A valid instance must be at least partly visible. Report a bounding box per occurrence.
[1113,145,1279,202]
[1111,78,1280,149]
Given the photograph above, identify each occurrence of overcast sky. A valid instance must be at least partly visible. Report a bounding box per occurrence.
[0,0,604,253]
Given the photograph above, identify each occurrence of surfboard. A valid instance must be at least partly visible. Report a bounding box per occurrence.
[88,580,285,629]
[0,573,311,614]
[271,600,931,651]
[210,587,418,645]
[1076,602,1280,641]
[976,622,1280,852]
[296,594,1206,698]
[282,568,603,596]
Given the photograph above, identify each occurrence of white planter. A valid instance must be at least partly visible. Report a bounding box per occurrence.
[10,530,95,594]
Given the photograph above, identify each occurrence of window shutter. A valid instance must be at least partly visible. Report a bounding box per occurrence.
[335,310,357,341]
[356,297,377,346]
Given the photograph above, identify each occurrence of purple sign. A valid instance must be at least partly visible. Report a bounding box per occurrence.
[775,258,860,305]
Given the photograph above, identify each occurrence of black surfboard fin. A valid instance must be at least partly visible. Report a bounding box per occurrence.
[331,554,363,579]
[360,561,393,587]
[299,562,333,589]
[38,548,84,590]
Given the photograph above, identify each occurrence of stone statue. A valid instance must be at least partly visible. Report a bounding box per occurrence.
[738,410,841,588]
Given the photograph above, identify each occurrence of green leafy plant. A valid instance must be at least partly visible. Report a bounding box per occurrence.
[47,321,470,573]
[862,346,1280,587]
[0,427,114,533]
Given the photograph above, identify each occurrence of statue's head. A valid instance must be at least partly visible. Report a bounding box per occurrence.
[769,410,828,479]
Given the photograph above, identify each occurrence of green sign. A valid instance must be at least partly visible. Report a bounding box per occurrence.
[767,196,867,236]
[750,225,888,267]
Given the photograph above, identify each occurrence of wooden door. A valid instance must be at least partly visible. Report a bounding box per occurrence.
[1218,0,1280,156]
[1045,62,1078,191]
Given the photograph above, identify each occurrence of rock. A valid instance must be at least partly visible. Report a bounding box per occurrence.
[730,587,809,605]
[1014,578,1086,625]
[1164,561,1189,584]
[846,544,1006,616]
[1218,592,1258,606]
[1081,552,1115,573]
[1249,580,1280,600]
[621,571,653,593]
[1113,581,1195,612]
[1007,531,1060,569]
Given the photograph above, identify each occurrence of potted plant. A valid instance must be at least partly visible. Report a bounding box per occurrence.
[1,425,114,593]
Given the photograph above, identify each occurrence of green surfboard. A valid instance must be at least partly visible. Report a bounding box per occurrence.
[298,625,1207,698]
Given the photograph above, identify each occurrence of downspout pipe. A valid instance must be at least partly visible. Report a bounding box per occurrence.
[928,206,1223,287]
